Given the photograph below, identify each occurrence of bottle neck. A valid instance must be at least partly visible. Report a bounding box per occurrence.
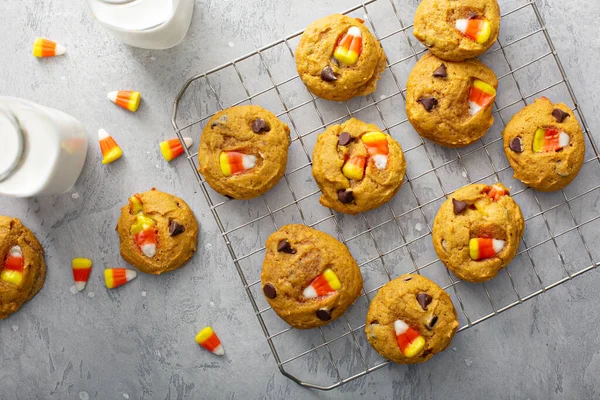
[0,106,25,183]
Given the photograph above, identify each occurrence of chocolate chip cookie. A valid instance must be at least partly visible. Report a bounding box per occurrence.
[295,14,387,101]
[432,183,524,283]
[198,105,291,199]
[116,189,198,275]
[414,0,501,62]
[366,274,458,364]
[503,97,585,192]
[406,52,498,147]
[261,224,363,329]
[0,216,46,319]
[312,118,406,214]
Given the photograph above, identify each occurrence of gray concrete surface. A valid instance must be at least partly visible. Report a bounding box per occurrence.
[1,0,600,399]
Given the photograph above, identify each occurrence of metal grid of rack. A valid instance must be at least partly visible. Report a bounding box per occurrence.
[171,0,600,390]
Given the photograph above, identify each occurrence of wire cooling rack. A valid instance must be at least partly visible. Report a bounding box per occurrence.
[171,0,600,390]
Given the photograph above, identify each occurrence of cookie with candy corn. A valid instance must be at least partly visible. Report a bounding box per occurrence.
[261,225,363,329]
[366,274,458,364]
[195,326,225,356]
[116,189,198,274]
[312,118,406,214]
[503,97,585,192]
[414,0,500,61]
[160,137,193,162]
[104,268,137,289]
[406,52,498,147]
[432,183,524,283]
[295,14,387,101]
[98,129,123,164]
[32,37,66,58]
[0,216,46,319]
[107,91,141,112]
[198,105,290,200]
[72,258,92,292]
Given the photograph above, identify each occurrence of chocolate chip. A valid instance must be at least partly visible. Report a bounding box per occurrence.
[263,284,277,299]
[337,189,354,204]
[427,315,438,330]
[225,195,234,200]
[509,137,523,153]
[467,11,479,19]
[552,108,570,123]
[432,64,447,78]
[316,309,332,321]
[277,239,296,254]
[338,131,353,146]
[211,115,227,128]
[416,293,433,311]
[320,66,337,82]
[452,198,468,215]
[418,97,437,112]
[168,220,185,237]
[403,277,412,281]
[252,118,270,134]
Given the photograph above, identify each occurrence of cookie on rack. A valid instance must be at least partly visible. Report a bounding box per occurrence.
[116,189,198,275]
[503,97,585,192]
[312,118,406,214]
[413,0,501,62]
[406,52,498,148]
[295,14,387,101]
[365,274,458,364]
[198,105,290,200]
[0,216,46,319]
[432,183,524,283]
[261,224,363,329]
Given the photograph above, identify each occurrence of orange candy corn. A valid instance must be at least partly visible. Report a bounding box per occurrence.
[455,19,491,44]
[32,37,66,58]
[469,238,505,260]
[195,326,225,356]
[72,258,92,292]
[342,155,366,181]
[395,320,425,358]
[469,80,496,115]
[219,151,257,177]
[104,268,137,289]
[533,128,570,153]
[484,185,507,202]
[107,91,141,112]
[333,27,363,66]
[160,137,193,161]
[362,132,389,170]
[1,246,24,286]
[303,268,342,299]
[130,214,157,258]
[98,129,123,164]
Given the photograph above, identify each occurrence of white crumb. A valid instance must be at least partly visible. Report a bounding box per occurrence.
[452,347,457,352]
[69,285,79,295]
[228,41,235,47]
[205,243,212,251]
[465,359,472,367]
[149,56,155,61]
[61,76,67,81]
[209,301,215,307]
[461,171,467,178]
[380,95,386,100]
[12,325,18,332]
[71,192,79,199]
[122,394,130,399]
[79,392,89,400]
[87,292,95,298]
[141,291,147,297]
[415,223,423,231]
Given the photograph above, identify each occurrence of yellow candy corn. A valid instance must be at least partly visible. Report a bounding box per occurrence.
[107,91,141,112]
[98,129,123,164]
[196,326,225,356]
[104,268,137,289]
[160,137,193,161]
[32,37,66,58]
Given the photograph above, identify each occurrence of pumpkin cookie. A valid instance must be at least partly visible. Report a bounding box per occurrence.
[261,224,363,329]
[366,274,458,364]
[295,14,387,101]
[503,98,585,192]
[312,118,406,214]
[406,52,498,147]
[198,105,290,200]
[0,216,46,319]
[414,0,501,62]
[432,183,524,283]
[116,189,198,275]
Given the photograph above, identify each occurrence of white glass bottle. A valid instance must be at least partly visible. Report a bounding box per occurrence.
[0,97,88,197]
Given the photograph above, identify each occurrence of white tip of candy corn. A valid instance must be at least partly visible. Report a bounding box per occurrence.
[242,154,257,169]
[212,344,225,356]
[347,26,362,37]
[183,137,193,148]
[141,243,156,258]
[303,286,317,299]
[54,43,66,56]
[75,281,86,292]
[126,269,137,281]
[455,19,469,34]
[373,154,387,170]
[492,239,505,254]
[469,101,482,116]
[394,320,409,335]
[98,128,110,140]
[107,91,118,103]
[559,132,570,148]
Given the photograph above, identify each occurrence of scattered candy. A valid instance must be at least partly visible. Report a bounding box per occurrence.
[342,155,366,180]
[395,319,425,357]
[509,137,523,153]
[160,137,193,162]
[418,97,437,112]
[104,268,137,289]
[107,91,141,112]
[433,64,447,78]
[130,214,157,257]
[333,27,363,66]
[1,246,24,285]
[32,37,66,58]
[277,239,296,254]
[72,258,92,292]
[219,151,257,177]
[195,326,224,356]
[98,129,123,165]
[338,132,353,146]
[321,66,337,82]
[552,109,570,123]
[469,80,496,116]
[484,185,507,202]
[337,189,354,204]
[469,238,505,260]
[533,128,570,153]
[362,132,389,170]
[455,18,491,44]
[303,268,341,299]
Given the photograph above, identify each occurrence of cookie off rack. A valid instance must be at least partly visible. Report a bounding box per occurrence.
[171,0,600,390]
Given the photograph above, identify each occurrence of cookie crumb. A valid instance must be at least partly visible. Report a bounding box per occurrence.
[87,292,95,298]
[12,325,18,332]
[69,285,79,295]
[71,192,80,199]
[79,392,89,400]
[415,223,423,232]
[228,41,234,47]
[141,291,147,297]
[464,358,472,367]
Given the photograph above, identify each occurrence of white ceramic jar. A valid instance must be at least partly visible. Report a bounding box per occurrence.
[0,97,88,197]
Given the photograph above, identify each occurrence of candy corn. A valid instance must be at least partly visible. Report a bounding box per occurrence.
[395,319,425,358]
[533,128,570,153]
[342,155,366,181]
[129,194,143,215]
[362,132,389,170]
[160,137,193,162]
[72,258,92,292]
[107,91,141,112]
[469,238,505,260]
[32,37,66,58]
[195,326,225,356]
[219,151,257,177]
[303,268,341,299]
[130,214,157,258]
[469,80,496,116]
[333,27,363,66]
[455,19,491,44]
[484,185,506,202]
[98,129,123,165]
[1,246,24,286]
[104,268,137,289]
